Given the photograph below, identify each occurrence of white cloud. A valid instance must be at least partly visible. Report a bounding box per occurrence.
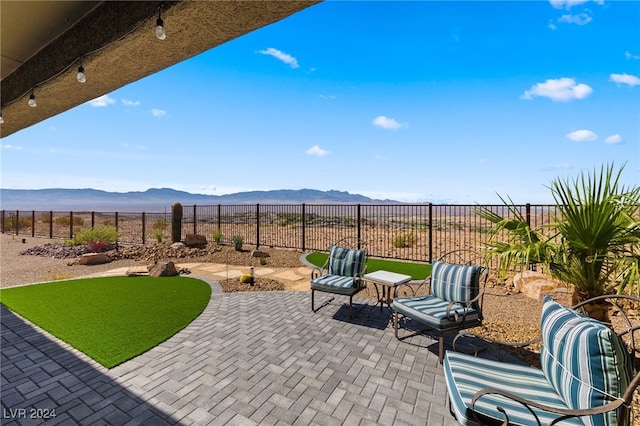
[122,98,140,106]
[549,0,602,9]
[521,78,592,101]
[151,109,167,117]
[319,94,336,99]
[566,129,597,142]
[258,47,299,69]
[88,94,116,107]
[625,51,640,60]
[1,144,24,150]
[372,115,408,130]
[558,13,592,25]
[305,145,329,157]
[548,20,558,30]
[605,134,623,144]
[610,73,640,87]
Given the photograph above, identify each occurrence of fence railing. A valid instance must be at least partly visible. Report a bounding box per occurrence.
[1,203,557,262]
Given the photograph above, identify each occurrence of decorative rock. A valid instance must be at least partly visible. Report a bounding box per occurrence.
[126,266,150,277]
[185,234,207,247]
[149,261,178,277]
[513,271,579,306]
[77,253,112,265]
[171,242,186,249]
[251,250,270,258]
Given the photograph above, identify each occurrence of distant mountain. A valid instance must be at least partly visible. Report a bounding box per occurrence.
[0,188,402,211]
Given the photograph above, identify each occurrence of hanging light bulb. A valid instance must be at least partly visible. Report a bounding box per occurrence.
[0,112,4,124]
[28,91,37,108]
[77,65,86,83]
[155,9,166,40]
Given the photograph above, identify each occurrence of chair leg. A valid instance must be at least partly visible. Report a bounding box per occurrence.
[438,335,445,364]
[311,289,334,313]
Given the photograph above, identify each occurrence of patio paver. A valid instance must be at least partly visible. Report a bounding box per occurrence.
[1,276,457,425]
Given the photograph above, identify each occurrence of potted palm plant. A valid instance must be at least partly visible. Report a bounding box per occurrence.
[476,163,640,306]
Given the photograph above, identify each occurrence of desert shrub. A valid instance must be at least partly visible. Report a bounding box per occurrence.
[239,274,254,284]
[212,230,224,245]
[152,219,168,231]
[67,226,119,246]
[153,230,164,243]
[54,216,84,227]
[232,235,244,251]
[39,213,52,224]
[102,219,114,226]
[393,234,417,248]
[7,216,31,230]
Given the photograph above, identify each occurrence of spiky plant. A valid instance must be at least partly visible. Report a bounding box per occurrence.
[476,163,640,299]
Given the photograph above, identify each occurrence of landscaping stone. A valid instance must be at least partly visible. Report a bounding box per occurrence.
[148,261,178,277]
[125,266,150,277]
[513,271,579,306]
[185,234,207,248]
[251,250,270,258]
[77,253,112,265]
[171,242,186,249]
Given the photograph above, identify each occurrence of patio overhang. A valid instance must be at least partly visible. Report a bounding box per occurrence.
[0,0,319,138]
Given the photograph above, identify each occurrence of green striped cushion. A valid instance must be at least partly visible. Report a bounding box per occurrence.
[444,351,583,426]
[310,274,361,295]
[392,295,481,331]
[431,261,480,304]
[328,245,365,277]
[540,296,632,426]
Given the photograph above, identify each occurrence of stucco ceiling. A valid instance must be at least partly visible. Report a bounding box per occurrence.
[0,0,319,138]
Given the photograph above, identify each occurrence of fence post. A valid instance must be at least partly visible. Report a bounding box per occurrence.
[91,211,95,229]
[217,205,221,231]
[15,210,19,235]
[193,205,197,235]
[69,211,74,239]
[115,212,119,231]
[49,211,53,238]
[301,203,306,252]
[428,203,433,263]
[525,203,531,228]
[357,204,361,248]
[142,212,146,245]
[31,211,35,237]
[256,204,260,250]
[1,210,4,233]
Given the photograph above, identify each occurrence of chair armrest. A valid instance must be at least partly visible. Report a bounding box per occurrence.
[311,267,327,279]
[394,278,430,298]
[471,387,629,426]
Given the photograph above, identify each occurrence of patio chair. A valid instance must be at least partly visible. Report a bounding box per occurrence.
[310,238,368,318]
[392,249,488,363]
[444,294,640,426]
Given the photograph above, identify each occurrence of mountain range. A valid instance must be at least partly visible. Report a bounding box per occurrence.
[0,188,403,212]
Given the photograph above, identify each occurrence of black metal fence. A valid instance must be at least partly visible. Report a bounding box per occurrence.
[1,203,557,262]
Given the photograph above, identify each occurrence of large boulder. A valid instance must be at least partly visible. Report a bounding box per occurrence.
[149,261,179,277]
[513,271,579,306]
[185,234,207,248]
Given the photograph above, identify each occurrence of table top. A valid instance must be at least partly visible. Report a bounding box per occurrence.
[363,270,412,286]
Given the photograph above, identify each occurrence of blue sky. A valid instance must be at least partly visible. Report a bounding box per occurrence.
[1,0,639,203]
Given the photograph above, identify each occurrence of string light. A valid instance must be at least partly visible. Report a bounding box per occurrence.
[28,91,37,108]
[77,65,86,83]
[1,2,169,119]
[156,9,166,40]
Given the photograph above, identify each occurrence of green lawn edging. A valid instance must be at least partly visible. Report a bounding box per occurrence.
[0,276,211,368]
[305,252,431,280]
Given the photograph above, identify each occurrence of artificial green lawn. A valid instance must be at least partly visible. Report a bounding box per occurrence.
[0,276,211,368]
[306,252,432,280]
